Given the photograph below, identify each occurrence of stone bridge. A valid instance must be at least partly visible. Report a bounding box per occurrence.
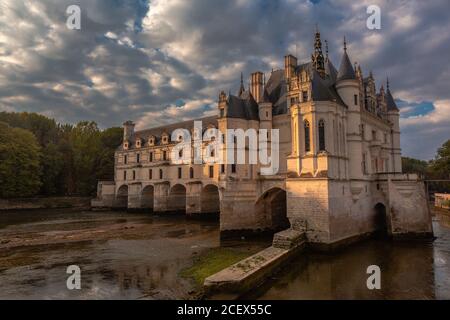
[92,175,290,237]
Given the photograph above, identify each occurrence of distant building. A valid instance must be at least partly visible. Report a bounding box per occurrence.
[93,30,433,245]
[435,193,450,209]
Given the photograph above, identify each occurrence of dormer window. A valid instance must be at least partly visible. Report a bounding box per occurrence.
[123,141,129,150]
[161,133,169,145]
[148,136,155,146]
[136,139,141,148]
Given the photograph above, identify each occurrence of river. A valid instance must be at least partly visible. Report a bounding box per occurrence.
[0,209,449,299]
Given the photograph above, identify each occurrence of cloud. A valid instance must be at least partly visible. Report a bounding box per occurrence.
[0,0,449,159]
[400,100,450,160]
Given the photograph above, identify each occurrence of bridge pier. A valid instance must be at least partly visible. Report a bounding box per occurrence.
[186,182,202,215]
[154,182,170,212]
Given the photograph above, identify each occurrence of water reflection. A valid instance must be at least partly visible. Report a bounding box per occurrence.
[1,209,449,300]
[0,210,221,299]
[246,219,450,300]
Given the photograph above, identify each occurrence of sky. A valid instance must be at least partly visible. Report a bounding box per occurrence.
[0,0,449,160]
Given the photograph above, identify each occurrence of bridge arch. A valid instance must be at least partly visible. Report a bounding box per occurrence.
[201,184,220,214]
[255,187,290,232]
[141,185,154,211]
[116,185,128,208]
[374,202,389,237]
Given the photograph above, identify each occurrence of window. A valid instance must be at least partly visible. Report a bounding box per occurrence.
[302,91,308,102]
[231,164,236,173]
[372,130,377,141]
[318,120,325,151]
[354,94,358,106]
[209,166,214,178]
[136,153,140,163]
[221,164,225,174]
[149,152,153,162]
[124,155,128,165]
[304,120,311,152]
[179,149,183,158]
[163,151,167,161]
[149,169,152,179]
[132,170,136,180]
[123,171,127,180]
[266,111,269,118]
[190,167,194,179]
[159,169,163,179]
[211,149,215,157]
[178,167,182,179]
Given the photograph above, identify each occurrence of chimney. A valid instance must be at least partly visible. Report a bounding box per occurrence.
[123,121,135,141]
[284,54,297,80]
[250,71,264,103]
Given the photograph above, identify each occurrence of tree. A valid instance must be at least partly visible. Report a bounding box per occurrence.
[429,140,450,193]
[0,122,42,198]
[40,143,65,195]
[96,127,123,181]
[430,140,450,179]
[402,157,429,176]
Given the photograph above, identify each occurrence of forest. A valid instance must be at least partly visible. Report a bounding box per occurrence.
[0,112,122,198]
[0,111,449,199]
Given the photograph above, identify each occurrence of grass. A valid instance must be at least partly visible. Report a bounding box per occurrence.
[180,247,254,286]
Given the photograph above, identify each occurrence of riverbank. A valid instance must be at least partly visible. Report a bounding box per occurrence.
[0,197,91,211]
[0,209,267,299]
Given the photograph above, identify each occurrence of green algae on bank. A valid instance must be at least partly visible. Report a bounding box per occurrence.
[180,247,258,287]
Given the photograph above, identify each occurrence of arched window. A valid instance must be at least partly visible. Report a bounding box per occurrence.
[304,120,311,153]
[190,167,194,179]
[318,120,325,151]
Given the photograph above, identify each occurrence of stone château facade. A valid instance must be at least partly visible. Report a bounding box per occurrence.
[93,31,433,245]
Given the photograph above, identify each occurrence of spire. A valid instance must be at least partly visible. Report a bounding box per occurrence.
[325,40,329,63]
[385,77,399,112]
[238,72,245,97]
[311,27,325,77]
[337,36,356,81]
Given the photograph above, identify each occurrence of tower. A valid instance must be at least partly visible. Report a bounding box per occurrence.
[335,37,363,180]
[386,78,402,173]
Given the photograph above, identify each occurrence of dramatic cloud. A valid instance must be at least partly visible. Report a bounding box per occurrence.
[0,0,449,159]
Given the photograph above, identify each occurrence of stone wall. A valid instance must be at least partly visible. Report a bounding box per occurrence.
[387,179,433,237]
[286,178,330,243]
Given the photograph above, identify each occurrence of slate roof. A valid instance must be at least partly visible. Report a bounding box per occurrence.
[337,50,356,81]
[325,59,338,82]
[119,115,218,150]
[227,90,259,120]
[263,69,288,116]
[295,62,347,107]
[386,88,399,112]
